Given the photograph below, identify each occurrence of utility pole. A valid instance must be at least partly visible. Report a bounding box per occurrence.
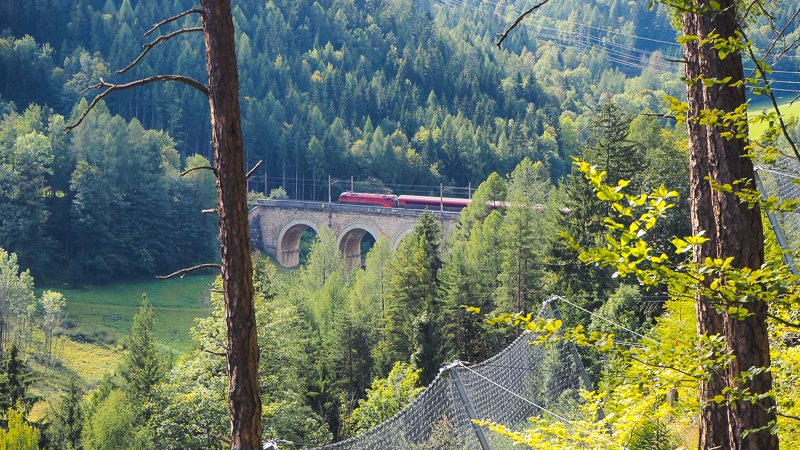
[351,175,354,193]
[468,182,471,199]
[440,182,443,212]
[328,175,332,228]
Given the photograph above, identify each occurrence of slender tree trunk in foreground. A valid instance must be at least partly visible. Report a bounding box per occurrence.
[200,1,262,448]
[682,1,776,449]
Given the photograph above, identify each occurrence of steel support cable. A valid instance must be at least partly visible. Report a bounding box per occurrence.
[457,362,629,450]
[548,295,659,345]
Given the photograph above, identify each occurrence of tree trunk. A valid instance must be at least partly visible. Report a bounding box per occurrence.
[682,2,777,449]
[200,1,262,449]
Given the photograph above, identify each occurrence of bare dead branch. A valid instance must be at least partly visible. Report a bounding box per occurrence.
[756,0,777,22]
[666,59,687,64]
[246,160,263,180]
[65,76,209,133]
[775,34,800,62]
[764,312,800,329]
[180,165,216,177]
[203,349,226,357]
[202,209,218,214]
[742,41,800,163]
[740,0,760,24]
[741,0,774,25]
[643,112,679,120]
[145,8,202,37]
[761,5,800,63]
[495,0,552,49]
[211,434,232,445]
[156,263,221,280]
[117,27,203,75]
[777,412,800,421]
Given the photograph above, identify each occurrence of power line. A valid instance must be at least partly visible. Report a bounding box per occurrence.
[436,0,800,82]
[434,0,683,74]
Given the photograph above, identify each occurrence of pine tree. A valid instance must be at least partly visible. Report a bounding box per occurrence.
[120,295,162,410]
[582,101,640,189]
[547,166,616,322]
[548,105,637,306]
[0,344,37,422]
[378,217,442,382]
[45,378,83,450]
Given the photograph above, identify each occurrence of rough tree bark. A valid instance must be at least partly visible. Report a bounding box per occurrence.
[682,1,777,448]
[200,1,262,449]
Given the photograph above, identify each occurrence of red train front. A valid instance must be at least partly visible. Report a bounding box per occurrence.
[338,192,399,207]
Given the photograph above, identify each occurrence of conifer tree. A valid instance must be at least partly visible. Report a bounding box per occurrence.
[120,295,163,410]
[548,105,636,304]
[378,215,443,380]
[582,102,640,189]
[0,344,37,422]
[45,378,83,450]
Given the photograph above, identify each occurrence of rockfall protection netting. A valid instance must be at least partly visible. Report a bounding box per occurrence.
[311,301,588,450]
[756,158,800,273]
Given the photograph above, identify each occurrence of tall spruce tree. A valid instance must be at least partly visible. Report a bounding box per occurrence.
[45,378,83,450]
[547,105,639,318]
[0,344,36,422]
[583,102,640,189]
[121,295,163,410]
[378,212,443,382]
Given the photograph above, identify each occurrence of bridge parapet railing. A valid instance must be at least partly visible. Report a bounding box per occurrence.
[251,199,462,220]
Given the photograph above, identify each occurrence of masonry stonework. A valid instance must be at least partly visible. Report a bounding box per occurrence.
[249,199,459,268]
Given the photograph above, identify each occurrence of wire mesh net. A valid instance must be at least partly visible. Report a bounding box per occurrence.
[313,301,587,449]
[756,159,800,272]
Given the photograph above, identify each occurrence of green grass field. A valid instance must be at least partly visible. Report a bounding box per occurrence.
[38,273,216,356]
[27,254,286,416]
[748,94,800,138]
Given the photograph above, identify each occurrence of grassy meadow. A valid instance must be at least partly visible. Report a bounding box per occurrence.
[39,273,216,355]
[748,94,800,138]
[26,273,216,417]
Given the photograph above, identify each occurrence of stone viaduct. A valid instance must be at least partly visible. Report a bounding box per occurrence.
[248,199,461,268]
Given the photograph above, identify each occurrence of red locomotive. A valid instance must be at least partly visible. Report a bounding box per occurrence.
[338,192,400,207]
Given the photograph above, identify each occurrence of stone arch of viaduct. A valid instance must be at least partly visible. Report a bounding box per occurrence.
[249,200,459,268]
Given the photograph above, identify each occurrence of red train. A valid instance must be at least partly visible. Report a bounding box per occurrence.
[338,192,472,211]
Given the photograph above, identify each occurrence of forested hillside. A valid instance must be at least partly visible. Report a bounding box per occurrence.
[0,0,686,283]
[2,0,797,283]
[3,0,800,448]
[0,0,687,191]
